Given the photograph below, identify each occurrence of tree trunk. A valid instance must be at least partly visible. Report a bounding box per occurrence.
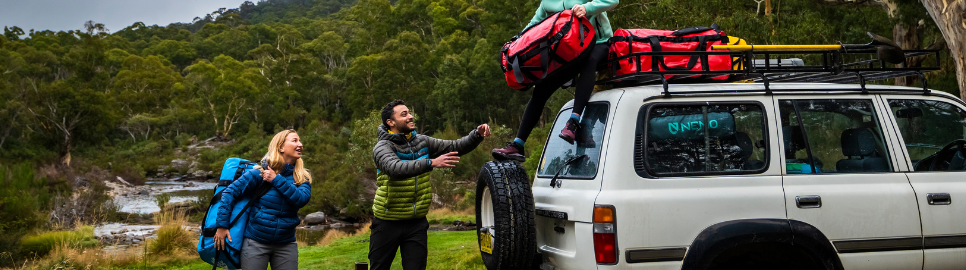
[61,142,72,167]
[920,0,966,98]
[894,23,920,86]
[765,0,772,16]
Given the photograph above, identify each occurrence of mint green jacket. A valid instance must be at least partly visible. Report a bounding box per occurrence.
[526,0,619,44]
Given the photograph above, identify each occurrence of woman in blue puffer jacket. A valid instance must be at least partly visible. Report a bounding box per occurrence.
[214,129,312,270]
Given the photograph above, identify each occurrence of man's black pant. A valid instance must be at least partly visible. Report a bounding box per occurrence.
[368,216,429,270]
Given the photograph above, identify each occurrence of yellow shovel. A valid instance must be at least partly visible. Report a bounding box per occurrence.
[712,32,906,65]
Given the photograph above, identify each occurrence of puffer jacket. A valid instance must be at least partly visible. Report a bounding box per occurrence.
[526,0,619,44]
[216,164,311,243]
[371,125,484,220]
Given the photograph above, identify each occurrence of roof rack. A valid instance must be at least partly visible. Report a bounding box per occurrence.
[596,49,941,96]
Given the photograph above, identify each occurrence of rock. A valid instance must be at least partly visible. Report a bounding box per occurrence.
[353,223,361,227]
[119,229,129,234]
[304,212,326,225]
[330,223,344,229]
[466,222,476,227]
[452,220,464,226]
[170,176,184,181]
[171,159,189,171]
[165,201,193,212]
[432,193,445,208]
[187,161,210,180]
[184,182,196,187]
[305,225,327,231]
[138,190,150,195]
[190,169,209,179]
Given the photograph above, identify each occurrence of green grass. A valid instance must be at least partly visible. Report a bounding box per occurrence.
[19,226,99,257]
[148,231,484,270]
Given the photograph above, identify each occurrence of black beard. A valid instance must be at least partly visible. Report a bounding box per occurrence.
[396,124,414,134]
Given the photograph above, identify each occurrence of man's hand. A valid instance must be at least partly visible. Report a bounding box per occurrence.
[431,152,460,168]
[572,4,586,18]
[214,227,231,250]
[476,124,491,137]
[261,165,276,183]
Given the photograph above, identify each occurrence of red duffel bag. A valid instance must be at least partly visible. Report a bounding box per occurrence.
[501,9,594,91]
[608,25,732,80]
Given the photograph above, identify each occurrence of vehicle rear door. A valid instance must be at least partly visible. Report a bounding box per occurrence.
[533,90,622,269]
[776,97,923,270]
[880,95,966,270]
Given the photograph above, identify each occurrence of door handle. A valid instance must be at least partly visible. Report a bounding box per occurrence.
[796,195,822,209]
[927,193,952,205]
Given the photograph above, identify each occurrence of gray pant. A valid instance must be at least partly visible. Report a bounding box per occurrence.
[240,238,298,270]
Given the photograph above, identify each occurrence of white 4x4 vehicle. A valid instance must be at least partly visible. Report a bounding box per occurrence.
[474,49,964,270]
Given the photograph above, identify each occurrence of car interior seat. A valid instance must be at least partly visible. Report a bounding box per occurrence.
[836,128,889,172]
[732,132,764,170]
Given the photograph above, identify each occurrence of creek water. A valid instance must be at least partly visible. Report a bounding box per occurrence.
[112,179,216,214]
[99,178,359,246]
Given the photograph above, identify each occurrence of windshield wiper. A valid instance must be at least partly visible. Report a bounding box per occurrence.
[550,154,588,188]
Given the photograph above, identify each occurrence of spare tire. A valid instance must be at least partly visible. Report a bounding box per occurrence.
[475,160,537,270]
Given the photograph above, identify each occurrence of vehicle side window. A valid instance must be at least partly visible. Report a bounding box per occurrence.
[778,99,892,174]
[888,99,966,171]
[638,103,768,176]
[537,103,608,179]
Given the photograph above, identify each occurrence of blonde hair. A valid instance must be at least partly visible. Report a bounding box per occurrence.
[255,129,311,185]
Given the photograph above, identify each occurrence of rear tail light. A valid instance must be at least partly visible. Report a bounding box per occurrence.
[593,205,618,264]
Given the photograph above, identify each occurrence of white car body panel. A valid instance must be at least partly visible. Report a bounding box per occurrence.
[532,83,966,270]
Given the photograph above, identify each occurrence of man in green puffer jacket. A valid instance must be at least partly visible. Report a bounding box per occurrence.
[369,99,490,270]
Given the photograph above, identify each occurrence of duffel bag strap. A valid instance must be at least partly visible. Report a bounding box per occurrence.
[228,181,273,227]
[649,35,709,71]
[511,56,526,84]
[212,250,219,270]
[540,41,550,79]
[579,22,585,45]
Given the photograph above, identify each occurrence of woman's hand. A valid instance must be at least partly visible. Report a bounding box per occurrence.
[214,227,231,250]
[572,4,586,18]
[261,165,277,183]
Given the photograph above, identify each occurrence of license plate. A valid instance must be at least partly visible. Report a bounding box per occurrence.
[479,231,493,254]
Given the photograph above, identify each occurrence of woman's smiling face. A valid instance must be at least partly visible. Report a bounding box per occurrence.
[280,132,303,162]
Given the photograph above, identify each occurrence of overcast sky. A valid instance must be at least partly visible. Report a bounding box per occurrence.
[0,0,251,33]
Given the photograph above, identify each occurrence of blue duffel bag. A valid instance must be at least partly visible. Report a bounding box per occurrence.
[197,157,270,269]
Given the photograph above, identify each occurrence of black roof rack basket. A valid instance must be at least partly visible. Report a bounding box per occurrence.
[596,49,942,95]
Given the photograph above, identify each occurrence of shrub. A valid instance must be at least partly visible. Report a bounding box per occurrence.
[155,193,171,210]
[149,211,194,255]
[454,191,475,211]
[19,226,98,258]
[316,221,371,246]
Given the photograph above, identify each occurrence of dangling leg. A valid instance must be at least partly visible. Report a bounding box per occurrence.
[559,44,608,145]
[492,64,577,161]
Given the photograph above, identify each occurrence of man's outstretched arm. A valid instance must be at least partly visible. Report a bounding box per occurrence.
[427,124,489,158]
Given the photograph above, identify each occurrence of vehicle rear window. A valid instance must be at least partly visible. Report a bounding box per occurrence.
[537,103,609,179]
[637,103,768,176]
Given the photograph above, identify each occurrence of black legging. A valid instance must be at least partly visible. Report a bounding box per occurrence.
[516,43,609,141]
